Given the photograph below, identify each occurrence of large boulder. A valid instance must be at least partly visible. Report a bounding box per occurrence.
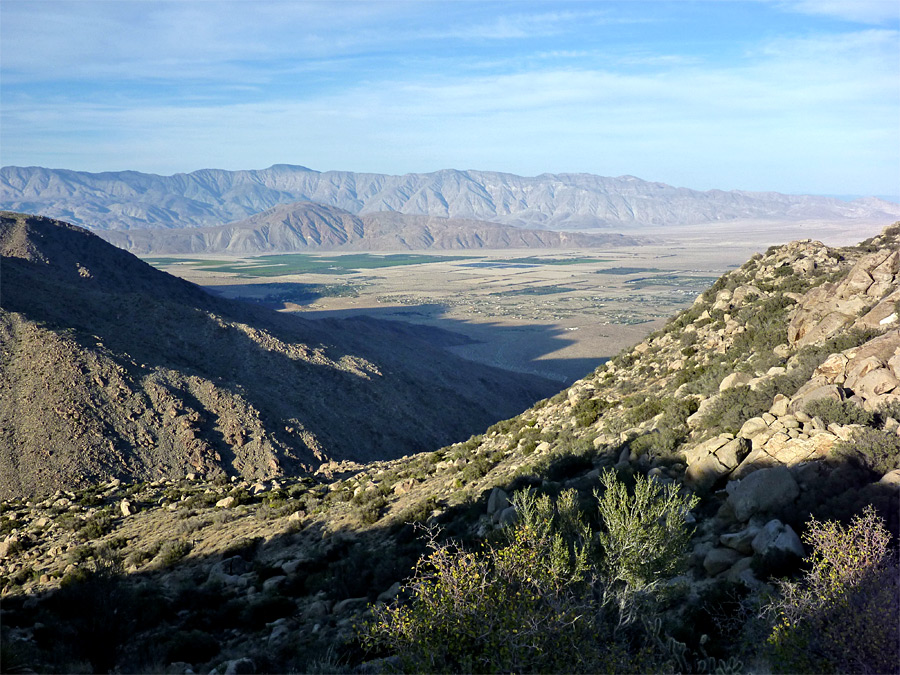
[751,519,805,559]
[725,466,800,522]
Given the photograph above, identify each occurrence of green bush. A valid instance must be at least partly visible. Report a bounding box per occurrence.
[804,398,875,427]
[77,510,115,541]
[699,386,773,435]
[362,476,700,673]
[765,506,899,674]
[833,427,900,476]
[156,539,191,567]
[361,490,603,673]
[597,470,699,593]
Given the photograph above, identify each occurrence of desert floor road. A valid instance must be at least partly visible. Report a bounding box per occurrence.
[147,219,890,384]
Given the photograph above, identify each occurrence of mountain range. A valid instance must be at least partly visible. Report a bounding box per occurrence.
[3,164,898,234]
[0,212,558,500]
[100,201,641,254]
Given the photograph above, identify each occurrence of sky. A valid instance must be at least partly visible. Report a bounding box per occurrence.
[1,0,898,198]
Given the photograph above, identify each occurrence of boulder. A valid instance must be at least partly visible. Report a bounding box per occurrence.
[719,372,754,392]
[487,487,510,516]
[262,575,287,593]
[683,434,732,465]
[223,658,256,675]
[215,496,236,508]
[498,506,518,527]
[724,556,761,587]
[703,547,745,576]
[725,466,799,522]
[377,581,402,603]
[790,384,844,414]
[848,368,899,399]
[769,395,790,417]
[751,519,805,559]
[879,469,900,488]
[120,499,133,517]
[720,524,760,555]
[714,437,751,469]
[685,454,730,491]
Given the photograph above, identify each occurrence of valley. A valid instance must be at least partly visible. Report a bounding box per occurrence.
[147,220,871,384]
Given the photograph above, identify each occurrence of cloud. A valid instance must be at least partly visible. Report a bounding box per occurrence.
[4,23,895,195]
[777,0,900,24]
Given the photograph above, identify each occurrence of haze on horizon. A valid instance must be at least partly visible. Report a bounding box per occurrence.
[1,0,898,200]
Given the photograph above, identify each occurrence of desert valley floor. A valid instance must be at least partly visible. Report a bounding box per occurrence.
[147,220,881,384]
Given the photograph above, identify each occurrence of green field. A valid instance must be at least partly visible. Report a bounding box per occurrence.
[624,274,720,290]
[596,266,665,275]
[145,253,471,277]
[504,256,611,266]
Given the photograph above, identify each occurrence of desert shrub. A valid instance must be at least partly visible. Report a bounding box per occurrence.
[361,490,604,673]
[699,386,773,435]
[125,543,161,569]
[362,478,699,673]
[573,396,610,427]
[77,510,115,540]
[877,399,900,424]
[352,490,387,524]
[156,539,191,567]
[597,470,699,594]
[35,554,138,673]
[833,427,900,476]
[804,398,875,427]
[630,427,684,458]
[242,595,295,629]
[765,506,899,674]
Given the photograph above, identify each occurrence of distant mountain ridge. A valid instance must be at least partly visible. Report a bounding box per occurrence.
[100,201,642,254]
[3,164,897,232]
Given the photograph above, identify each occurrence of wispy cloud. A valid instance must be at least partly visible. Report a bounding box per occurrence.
[1,1,897,195]
[776,0,900,24]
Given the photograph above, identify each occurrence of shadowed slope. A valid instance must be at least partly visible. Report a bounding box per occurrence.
[0,212,558,499]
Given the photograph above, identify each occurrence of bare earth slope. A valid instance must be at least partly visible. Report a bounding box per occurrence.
[0,212,558,499]
[3,164,898,232]
[100,201,642,254]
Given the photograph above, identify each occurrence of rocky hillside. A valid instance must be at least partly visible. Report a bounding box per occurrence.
[0,212,557,500]
[99,201,642,255]
[1,223,898,674]
[3,164,898,232]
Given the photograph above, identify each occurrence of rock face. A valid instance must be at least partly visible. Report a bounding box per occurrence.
[3,164,898,232]
[0,212,557,499]
[789,329,900,412]
[789,248,900,346]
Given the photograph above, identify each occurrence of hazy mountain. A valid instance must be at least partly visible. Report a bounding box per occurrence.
[3,164,897,232]
[0,212,558,499]
[100,201,643,254]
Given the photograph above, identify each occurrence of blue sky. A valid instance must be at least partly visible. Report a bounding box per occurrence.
[1,0,898,197]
